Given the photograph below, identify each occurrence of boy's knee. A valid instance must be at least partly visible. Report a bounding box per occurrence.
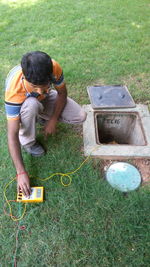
[21,97,43,115]
[79,110,87,123]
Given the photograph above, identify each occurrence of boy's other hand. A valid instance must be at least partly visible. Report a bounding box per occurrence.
[44,118,57,137]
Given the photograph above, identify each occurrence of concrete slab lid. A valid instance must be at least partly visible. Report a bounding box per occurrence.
[106,162,141,192]
[87,85,136,109]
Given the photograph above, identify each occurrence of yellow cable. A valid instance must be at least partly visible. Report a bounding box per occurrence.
[4,177,27,222]
[37,154,91,186]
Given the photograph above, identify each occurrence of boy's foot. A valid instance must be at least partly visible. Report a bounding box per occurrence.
[38,118,46,126]
[23,142,45,157]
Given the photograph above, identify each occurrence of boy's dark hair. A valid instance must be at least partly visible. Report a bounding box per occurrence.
[21,51,53,85]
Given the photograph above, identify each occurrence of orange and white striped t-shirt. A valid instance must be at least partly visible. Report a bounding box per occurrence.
[5,59,65,120]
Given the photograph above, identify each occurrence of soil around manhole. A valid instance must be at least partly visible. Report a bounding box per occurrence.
[99,158,150,186]
[132,159,150,185]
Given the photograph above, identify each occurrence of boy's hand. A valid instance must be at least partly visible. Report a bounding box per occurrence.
[17,173,31,197]
[44,118,57,136]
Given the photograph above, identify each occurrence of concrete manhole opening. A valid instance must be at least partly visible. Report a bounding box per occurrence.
[95,112,147,146]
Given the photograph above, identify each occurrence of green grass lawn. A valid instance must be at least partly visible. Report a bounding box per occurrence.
[0,0,150,266]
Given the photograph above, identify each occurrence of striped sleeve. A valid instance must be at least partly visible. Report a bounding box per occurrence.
[53,72,64,87]
[4,65,24,120]
[5,102,21,120]
[52,60,65,89]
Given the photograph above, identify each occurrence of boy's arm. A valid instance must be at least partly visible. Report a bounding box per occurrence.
[44,84,67,136]
[7,119,31,197]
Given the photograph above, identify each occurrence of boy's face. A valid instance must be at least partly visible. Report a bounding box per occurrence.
[27,81,51,94]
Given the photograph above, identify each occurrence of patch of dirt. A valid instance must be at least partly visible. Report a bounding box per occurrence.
[122,73,150,91]
[72,124,83,137]
[132,159,150,185]
[99,158,150,186]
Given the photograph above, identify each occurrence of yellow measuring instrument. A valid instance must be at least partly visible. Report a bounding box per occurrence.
[17,187,44,203]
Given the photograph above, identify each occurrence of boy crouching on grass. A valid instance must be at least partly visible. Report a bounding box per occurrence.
[5,51,86,197]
